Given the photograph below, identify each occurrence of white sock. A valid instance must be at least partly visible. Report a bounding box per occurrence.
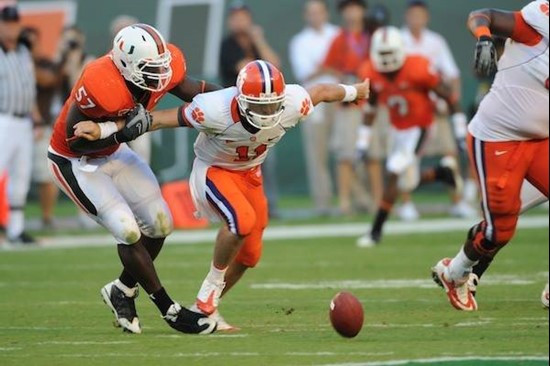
[114,279,138,298]
[207,262,227,284]
[7,209,24,239]
[448,248,478,281]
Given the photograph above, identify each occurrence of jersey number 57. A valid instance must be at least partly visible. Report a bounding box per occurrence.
[75,86,97,110]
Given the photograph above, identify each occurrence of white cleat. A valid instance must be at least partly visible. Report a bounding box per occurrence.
[210,310,240,332]
[431,258,478,311]
[195,278,226,316]
[397,202,420,222]
[449,200,478,219]
[542,283,549,309]
[356,234,378,248]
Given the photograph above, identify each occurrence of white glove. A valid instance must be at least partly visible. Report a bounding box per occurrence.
[451,113,468,152]
[356,125,372,161]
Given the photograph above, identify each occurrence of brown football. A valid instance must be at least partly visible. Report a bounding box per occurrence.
[329,292,364,338]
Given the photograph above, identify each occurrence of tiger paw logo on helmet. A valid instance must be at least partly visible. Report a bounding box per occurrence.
[192,107,205,123]
[541,1,549,16]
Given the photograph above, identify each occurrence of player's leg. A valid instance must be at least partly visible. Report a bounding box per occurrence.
[193,167,257,315]
[6,120,33,243]
[48,150,214,334]
[109,146,173,292]
[433,136,529,310]
[358,127,423,247]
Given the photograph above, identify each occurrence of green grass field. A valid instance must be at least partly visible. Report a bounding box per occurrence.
[0,225,548,366]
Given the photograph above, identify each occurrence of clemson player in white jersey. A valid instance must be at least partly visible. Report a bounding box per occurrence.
[74,59,370,329]
[432,0,549,311]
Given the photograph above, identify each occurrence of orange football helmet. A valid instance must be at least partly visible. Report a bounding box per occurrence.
[236,60,286,130]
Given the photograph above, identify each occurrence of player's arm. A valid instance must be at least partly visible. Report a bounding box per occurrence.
[356,91,379,159]
[307,79,370,106]
[467,8,541,76]
[169,77,222,102]
[68,104,151,152]
[432,82,468,150]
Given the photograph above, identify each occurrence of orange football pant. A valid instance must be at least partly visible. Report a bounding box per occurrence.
[468,134,548,252]
[205,165,268,267]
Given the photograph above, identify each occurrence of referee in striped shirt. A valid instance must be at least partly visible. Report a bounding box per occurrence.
[0,4,38,243]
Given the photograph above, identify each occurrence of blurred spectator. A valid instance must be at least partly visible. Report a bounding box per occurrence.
[400,0,476,219]
[289,0,338,216]
[322,0,370,215]
[364,3,390,34]
[220,1,281,87]
[110,15,152,164]
[22,26,61,230]
[220,1,281,217]
[0,4,38,243]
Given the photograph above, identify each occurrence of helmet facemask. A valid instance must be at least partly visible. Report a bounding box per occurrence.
[130,51,173,92]
[373,49,405,73]
[238,93,286,130]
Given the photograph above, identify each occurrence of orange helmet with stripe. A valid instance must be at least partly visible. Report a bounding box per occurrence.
[236,60,286,130]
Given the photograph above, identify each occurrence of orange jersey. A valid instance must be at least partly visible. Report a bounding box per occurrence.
[358,56,440,130]
[50,43,186,158]
[324,30,370,75]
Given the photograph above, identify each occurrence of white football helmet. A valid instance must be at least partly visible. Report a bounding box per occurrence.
[111,24,173,92]
[370,26,406,73]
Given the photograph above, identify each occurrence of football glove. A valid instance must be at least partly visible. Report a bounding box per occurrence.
[451,113,468,153]
[474,36,498,77]
[115,104,152,143]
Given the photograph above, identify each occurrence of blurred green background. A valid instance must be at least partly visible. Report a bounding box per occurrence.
[24,0,527,195]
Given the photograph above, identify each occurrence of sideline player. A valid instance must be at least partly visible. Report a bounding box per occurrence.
[73,60,370,330]
[355,27,469,248]
[432,1,549,311]
[48,24,218,334]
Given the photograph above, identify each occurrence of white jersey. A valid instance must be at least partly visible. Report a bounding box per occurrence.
[470,0,549,142]
[183,84,314,170]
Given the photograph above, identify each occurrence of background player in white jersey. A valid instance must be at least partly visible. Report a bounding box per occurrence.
[74,60,370,330]
[432,0,549,311]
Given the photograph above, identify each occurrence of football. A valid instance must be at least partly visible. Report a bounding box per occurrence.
[329,292,364,338]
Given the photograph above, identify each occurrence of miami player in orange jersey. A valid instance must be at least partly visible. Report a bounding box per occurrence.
[73,59,370,331]
[355,26,469,248]
[47,24,219,334]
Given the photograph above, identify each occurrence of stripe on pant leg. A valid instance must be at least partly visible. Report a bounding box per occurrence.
[414,128,428,154]
[472,137,495,241]
[48,152,98,216]
[205,178,239,235]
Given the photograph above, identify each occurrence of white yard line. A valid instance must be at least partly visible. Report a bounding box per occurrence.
[251,273,547,291]
[318,356,550,366]
[12,215,547,251]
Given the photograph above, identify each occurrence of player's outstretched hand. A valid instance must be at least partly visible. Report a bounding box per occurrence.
[74,121,101,141]
[474,36,498,77]
[117,104,152,142]
[354,79,370,101]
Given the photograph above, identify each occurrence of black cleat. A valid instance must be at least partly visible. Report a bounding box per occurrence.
[9,231,37,245]
[101,281,142,334]
[163,303,217,335]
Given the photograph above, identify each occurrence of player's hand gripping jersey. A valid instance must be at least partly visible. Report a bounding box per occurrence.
[470,0,549,142]
[50,44,186,158]
[179,84,314,170]
[358,55,440,130]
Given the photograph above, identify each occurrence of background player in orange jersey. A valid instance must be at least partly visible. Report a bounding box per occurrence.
[73,59,371,331]
[355,26,468,248]
[48,24,220,335]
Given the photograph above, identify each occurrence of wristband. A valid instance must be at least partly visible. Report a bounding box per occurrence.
[98,121,118,139]
[474,26,492,40]
[340,84,358,103]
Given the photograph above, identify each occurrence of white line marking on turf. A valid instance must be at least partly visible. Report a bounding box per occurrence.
[14,215,547,250]
[37,341,134,346]
[251,273,545,290]
[0,347,22,351]
[318,356,550,366]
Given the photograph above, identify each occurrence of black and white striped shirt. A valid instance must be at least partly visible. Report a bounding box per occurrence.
[0,42,35,116]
